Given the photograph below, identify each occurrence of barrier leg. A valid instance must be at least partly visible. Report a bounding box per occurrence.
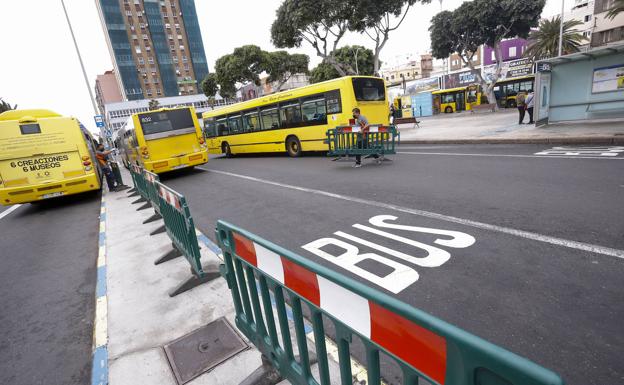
[131,197,147,204]
[136,201,151,211]
[150,224,167,236]
[142,213,161,224]
[154,243,183,265]
[168,266,221,297]
[127,188,139,197]
[239,354,283,385]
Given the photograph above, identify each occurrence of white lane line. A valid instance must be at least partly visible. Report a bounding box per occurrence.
[397,151,624,160]
[198,167,624,260]
[0,204,22,220]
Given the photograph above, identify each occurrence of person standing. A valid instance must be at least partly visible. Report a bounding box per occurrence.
[352,107,372,168]
[516,91,527,124]
[96,144,118,192]
[525,90,535,124]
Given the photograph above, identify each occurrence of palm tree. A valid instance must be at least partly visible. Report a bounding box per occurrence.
[148,99,160,111]
[524,17,585,60]
[606,0,624,19]
[0,98,17,113]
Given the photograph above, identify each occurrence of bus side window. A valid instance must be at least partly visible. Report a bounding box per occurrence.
[260,106,280,130]
[325,90,342,114]
[279,102,303,129]
[216,117,228,135]
[228,115,242,133]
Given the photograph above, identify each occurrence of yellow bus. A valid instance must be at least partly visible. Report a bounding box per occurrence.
[0,109,101,205]
[117,106,207,174]
[203,76,389,157]
[433,84,484,113]
[493,75,535,108]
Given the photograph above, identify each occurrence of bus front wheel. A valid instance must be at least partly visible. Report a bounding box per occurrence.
[286,136,302,157]
[222,142,233,158]
[444,106,453,113]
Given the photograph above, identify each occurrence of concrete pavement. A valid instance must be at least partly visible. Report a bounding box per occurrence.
[397,110,624,144]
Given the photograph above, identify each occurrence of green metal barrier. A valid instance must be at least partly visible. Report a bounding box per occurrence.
[216,221,565,385]
[127,164,140,197]
[129,164,149,207]
[326,125,399,159]
[142,170,166,234]
[155,181,219,297]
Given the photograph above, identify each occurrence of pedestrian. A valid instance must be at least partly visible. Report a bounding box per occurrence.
[389,104,396,125]
[96,144,118,192]
[525,89,535,124]
[352,107,378,168]
[516,91,527,124]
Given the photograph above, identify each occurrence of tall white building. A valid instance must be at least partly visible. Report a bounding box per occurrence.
[564,0,596,42]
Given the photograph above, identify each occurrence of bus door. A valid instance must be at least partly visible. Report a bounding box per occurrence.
[456,91,466,111]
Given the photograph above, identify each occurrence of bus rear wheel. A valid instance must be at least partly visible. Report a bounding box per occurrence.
[286,136,302,157]
[222,142,233,158]
[444,106,453,113]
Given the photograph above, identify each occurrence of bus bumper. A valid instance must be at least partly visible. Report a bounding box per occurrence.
[144,151,208,174]
[0,173,101,206]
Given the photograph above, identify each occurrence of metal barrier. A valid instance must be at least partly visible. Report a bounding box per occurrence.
[326,125,399,159]
[127,164,140,197]
[216,221,564,385]
[142,170,166,235]
[129,164,149,206]
[155,181,219,297]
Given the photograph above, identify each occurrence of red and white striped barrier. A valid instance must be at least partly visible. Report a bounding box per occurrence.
[158,186,182,211]
[339,125,388,133]
[232,232,447,385]
[144,172,156,183]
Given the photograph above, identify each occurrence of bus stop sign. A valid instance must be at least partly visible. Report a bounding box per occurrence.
[94,115,105,128]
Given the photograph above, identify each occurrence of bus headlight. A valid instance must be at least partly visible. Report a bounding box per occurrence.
[84,166,92,171]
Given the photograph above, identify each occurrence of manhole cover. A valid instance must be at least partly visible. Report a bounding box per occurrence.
[164,318,248,384]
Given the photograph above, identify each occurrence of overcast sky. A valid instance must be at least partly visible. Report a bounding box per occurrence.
[1,0,563,133]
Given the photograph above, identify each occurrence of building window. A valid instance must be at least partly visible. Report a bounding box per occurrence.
[509,46,517,57]
[165,23,171,29]
[491,51,496,61]
[148,56,154,64]
[170,44,175,51]
[140,23,146,29]
[157,89,162,96]
[173,56,178,63]
[126,10,132,16]
[138,57,144,64]
[132,34,137,40]
[177,34,183,40]
[182,56,188,62]
[584,14,591,22]
[168,34,173,40]
[135,46,141,54]
[600,29,614,44]
[146,46,151,52]
[175,23,180,29]
[142,34,148,40]
[604,0,616,11]
[180,45,185,51]
[184,63,189,71]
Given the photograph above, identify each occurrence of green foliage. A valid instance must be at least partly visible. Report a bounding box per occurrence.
[271,0,353,75]
[606,0,624,20]
[524,17,585,60]
[430,0,545,60]
[209,45,310,98]
[265,51,310,90]
[0,98,17,114]
[148,99,160,111]
[310,46,375,83]
[201,73,219,98]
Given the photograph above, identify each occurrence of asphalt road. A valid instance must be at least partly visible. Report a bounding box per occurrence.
[158,144,623,385]
[0,192,101,385]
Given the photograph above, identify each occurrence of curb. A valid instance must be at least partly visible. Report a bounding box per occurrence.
[399,136,624,145]
[92,194,108,385]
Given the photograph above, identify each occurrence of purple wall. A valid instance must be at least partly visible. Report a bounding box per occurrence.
[484,38,529,65]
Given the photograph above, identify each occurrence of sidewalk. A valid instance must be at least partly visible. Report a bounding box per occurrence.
[397,110,624,144]
[100,169,359,385]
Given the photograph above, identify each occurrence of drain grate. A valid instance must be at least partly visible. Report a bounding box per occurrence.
[164,318,248,384]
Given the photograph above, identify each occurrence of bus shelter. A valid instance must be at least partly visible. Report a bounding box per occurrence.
[534,44,624,126]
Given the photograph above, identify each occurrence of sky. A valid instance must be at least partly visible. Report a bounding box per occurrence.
[0,0,564,134]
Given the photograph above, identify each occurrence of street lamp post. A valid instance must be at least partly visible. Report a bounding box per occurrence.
[61,0,99,116]
[558,0,565,56]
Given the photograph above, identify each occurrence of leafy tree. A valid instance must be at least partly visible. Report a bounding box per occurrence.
[606,0,624,19]
[430,0,545,109]
[348,0,428,74]
[265,51,310,91]
[310,45,375,83]
[524,17,584,60]
[201,72,219,99]
[148,99,160,111]
[0,98,17,114]
[271,0,355,76]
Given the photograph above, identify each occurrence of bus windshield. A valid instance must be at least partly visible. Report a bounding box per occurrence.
[352,78,385,101]
[138,109,195,136]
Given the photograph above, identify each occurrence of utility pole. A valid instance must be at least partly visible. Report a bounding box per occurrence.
[61,0,99,115]
[558,0,565,56]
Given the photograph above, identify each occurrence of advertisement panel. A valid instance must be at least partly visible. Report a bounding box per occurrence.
[443,69,480,89]
[591,64,624,93]
[483,58,534,82]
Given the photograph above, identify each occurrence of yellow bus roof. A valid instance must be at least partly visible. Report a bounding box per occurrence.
[0,109,62,121]
[203,76,383,118]
[495,74,535,84]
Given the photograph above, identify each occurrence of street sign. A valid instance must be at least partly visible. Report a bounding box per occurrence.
[105,128,112,138]
[94,115,105,128]
[537,62,552,73]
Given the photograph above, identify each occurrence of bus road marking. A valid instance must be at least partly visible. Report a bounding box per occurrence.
[535,146,624,157]
[199,167,624,260]
[0,204,22,221]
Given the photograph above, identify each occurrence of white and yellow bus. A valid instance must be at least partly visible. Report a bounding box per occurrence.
[0,109,101,205]
[117,106,208,174]
[203,76,389,157]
